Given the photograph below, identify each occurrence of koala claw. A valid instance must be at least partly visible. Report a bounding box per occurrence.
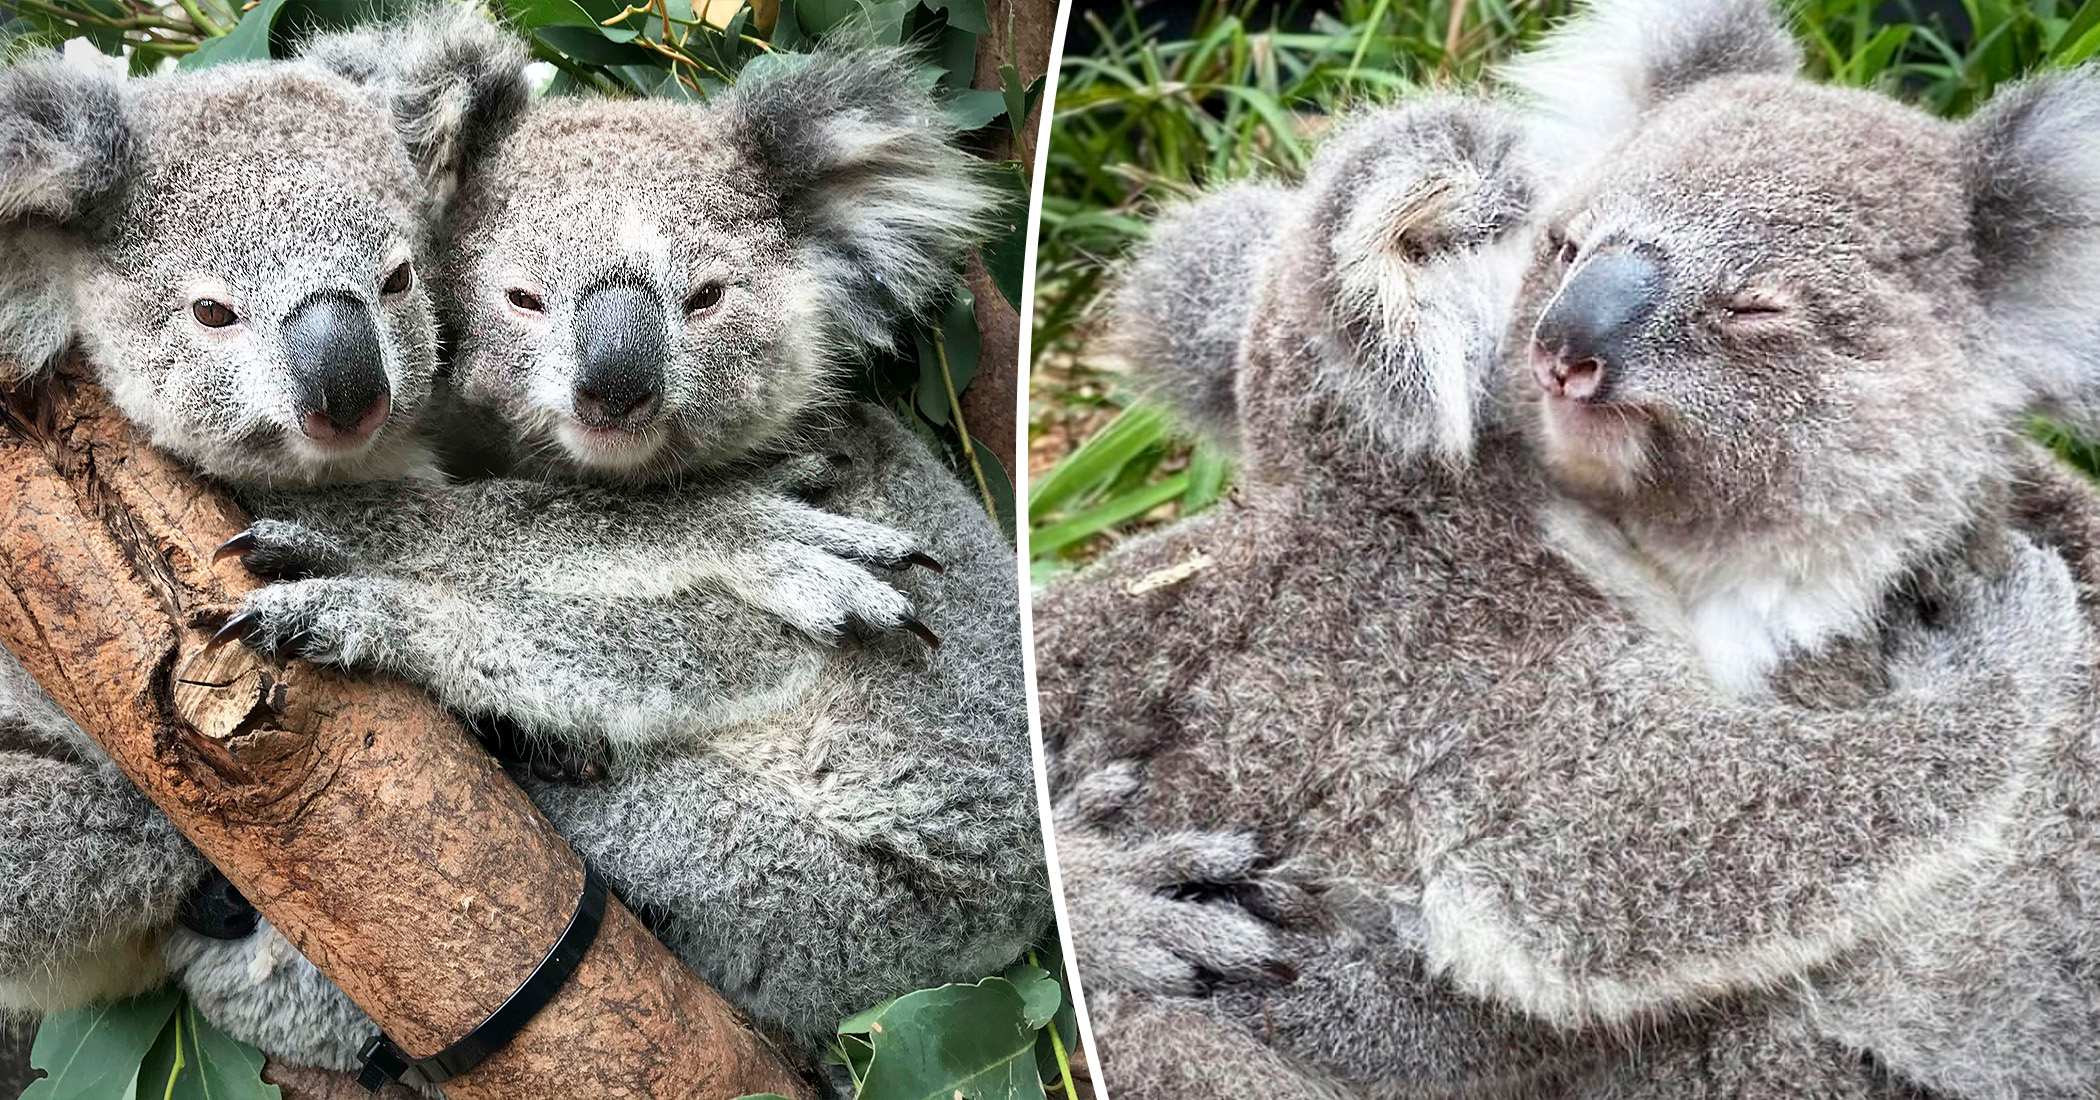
[211,531,255,566]
[905,551,946,574]
[205,609,264,655]
[901,616,942,649]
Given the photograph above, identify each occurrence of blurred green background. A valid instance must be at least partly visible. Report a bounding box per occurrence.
[1027,0,2100,581]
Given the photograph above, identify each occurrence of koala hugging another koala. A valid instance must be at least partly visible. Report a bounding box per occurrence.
[1042,0,2100,1097]
[0,3,1044,1088]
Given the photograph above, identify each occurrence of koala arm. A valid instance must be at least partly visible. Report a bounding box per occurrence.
[222,474,933,751]
[1416,531,2092,1031]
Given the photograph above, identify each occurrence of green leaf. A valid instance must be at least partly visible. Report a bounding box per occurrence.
[500,0,602,28]
[1031,472,1189,558]
[838,995,903,1036]
[793,0,856,36]
[980,163,1028,310]
[137,1000,280,1100]
[533,24,662,65]
[999,965,1060,1030]
[931,21,976,87]
[998,64,1043,134]
[944,88,1010,130]
[917,0,985,34]
[769,0,806,48]
[857,0,910,45]
[851,977,1046,1100]
[939,288,980,395]
[181,0,294,69]
[975,438,1016,539]
[911,326,949,427]
[267,0,419,55]
[23,988,180,1100]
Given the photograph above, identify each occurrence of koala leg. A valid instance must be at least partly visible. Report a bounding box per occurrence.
[523,745,1045,1050]
[0,651,205,1011]
[1083,988,1351,1100]
[166,920,374,1076]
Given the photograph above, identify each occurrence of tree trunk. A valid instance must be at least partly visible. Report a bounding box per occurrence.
[0,359,812,1100]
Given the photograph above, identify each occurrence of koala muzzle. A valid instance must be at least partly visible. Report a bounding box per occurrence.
[574,281,668,431]
[283,291,392,446]
[1531,246,1664,402]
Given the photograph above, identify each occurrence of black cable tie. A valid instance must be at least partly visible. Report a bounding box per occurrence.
[356,866,608,1092]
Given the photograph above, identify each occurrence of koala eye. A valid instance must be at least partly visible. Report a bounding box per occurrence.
[192,299,238,328]
[381,262,413,297]
[684,283,726,316]
[506,287,545,314]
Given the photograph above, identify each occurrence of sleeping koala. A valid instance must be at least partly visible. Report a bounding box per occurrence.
[172,28,1046,1072]
[1041,1,2100,1094]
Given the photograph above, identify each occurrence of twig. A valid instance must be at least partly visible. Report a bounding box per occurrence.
[173,0,227,36]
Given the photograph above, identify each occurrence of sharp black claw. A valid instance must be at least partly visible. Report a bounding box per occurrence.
[211,531,256,567]
[205,610,262,654]
[1265,960,1300,985]
[906,551,945,574]
[901,616,941,649]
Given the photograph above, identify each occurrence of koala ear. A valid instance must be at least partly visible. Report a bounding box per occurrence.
[1961,68,2100,435]
[1499,0,1798,164]
[298,7,530,199]
[0,58,129,223]
[722,48,1001,353]
[0,59,131,376]
[1111,183,1294,449]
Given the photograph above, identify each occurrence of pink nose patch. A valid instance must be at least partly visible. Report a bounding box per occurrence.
[1531,343,1602,400]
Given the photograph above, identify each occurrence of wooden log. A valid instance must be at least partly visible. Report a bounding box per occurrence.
[0,359,812,1100]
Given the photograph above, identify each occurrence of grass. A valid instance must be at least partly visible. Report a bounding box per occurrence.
[1026,0,2100,578]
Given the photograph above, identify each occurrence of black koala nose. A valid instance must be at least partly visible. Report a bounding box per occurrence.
[1532,246,1665,402]
[283,291,391,444]
[573,281,667,430]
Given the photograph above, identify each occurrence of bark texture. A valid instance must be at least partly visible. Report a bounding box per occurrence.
[0,359,811,1100]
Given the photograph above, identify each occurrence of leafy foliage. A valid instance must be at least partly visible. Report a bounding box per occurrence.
[1029,0,2100,574]
[13,0,1032,536]
[25,989,281,1100]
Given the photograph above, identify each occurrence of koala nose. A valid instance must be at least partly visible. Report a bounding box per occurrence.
[573,281,667,430]
[1531,246,1665,402]
[283,291,391,444]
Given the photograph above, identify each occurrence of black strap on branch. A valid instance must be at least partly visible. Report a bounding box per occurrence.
[356,867,608,1092]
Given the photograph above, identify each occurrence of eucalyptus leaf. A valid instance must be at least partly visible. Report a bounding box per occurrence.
[267,0,418,55]
[944,88,1009,130]
[975,438,1016,538]
[932,21,976,87]
[856,0,909,46]
[499,0,601,30]
[534,24,661,65]
[22,988,180,1100]
[851,977,1046,1100]
[793,0,855,36]
[939,287,980,395]
[1000,964,1060,1030]
[144,1000,281,1100]
[916,0,985,34]
[180,0,292,69]
[769,0,805,48]
[979,163,1028,309]
[911,326,948,427]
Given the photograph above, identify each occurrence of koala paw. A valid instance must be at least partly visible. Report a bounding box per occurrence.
[744,543,939,649]
[753,451,854,501]
[1063,823,1304,996]
[211,576,416,669]
[212,520,357,581]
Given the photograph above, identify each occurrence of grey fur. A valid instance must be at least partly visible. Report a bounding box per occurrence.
[1043,0,2100,1095]
[174,33,1045,1066]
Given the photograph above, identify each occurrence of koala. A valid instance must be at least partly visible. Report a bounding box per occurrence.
[0,34,475,1017]
[1037,1,2100,1096]
[165,30,1047,1074]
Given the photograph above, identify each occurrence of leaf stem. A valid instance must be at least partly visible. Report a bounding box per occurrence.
[932,323,998,522]
[173,0,226,36]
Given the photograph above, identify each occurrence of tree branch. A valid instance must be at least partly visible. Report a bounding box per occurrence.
[0,358,812,1100]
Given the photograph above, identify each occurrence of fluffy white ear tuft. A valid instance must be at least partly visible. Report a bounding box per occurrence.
[1497,0,1798,168]
[0,58,130,377]
[1962,67,2100,437]
[297,4,531,201]
[723,48,1003,355]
